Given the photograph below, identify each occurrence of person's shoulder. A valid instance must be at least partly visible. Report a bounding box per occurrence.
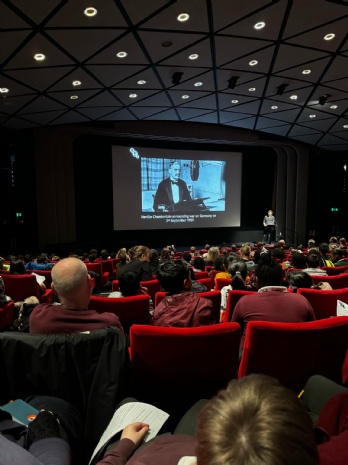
[31,303,53,314]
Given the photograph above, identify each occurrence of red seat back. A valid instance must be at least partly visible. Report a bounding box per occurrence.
[2,274,41,301]
[224,290,255,322]
[238,317,348,392]
[215,277,232,291]
[97,260,114,277]
[112,279,160,303]
[196,277,212,291]
[130,323,241,405]
[0,302,14,329]
[311,273,348,289]
[193,271,209,280]
[89,295,150,333]
[32,269,53,289]
[323,265,348,275]
[297,287,348,320]
[86,263,109,287]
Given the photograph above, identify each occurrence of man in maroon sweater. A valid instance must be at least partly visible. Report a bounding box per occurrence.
[30,257,122,334]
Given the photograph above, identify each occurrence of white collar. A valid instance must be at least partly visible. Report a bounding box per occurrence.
[258,286,288,293]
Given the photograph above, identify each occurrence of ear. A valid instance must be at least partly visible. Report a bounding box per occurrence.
[51,282,58,296]
[87,273,95,290]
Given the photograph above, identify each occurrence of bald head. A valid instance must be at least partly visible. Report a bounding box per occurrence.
[51,257,89,299]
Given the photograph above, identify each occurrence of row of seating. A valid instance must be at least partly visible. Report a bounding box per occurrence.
[1,316,348,458]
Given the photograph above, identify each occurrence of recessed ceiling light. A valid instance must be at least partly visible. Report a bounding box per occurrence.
[194,82,203,87]
[324,33,335,41]
[72,80,81,86]
[343,125,348,129]
[188,54,199,60]
[290,95,298,100]
[309,114,316,118]
[129,93,137,98]
[181,95,189,99]
[34,53,45,61]
[330,105,338,109]
[249,87,256,92]
[249,60,258,66]
[271,106,278,110]
[231,99,239,104]
[254,21,266,30]
[177,13,190,22]
[162,41,173,47]
[0,88,9,93]
[302,69,311,75]
[137,80,146,85]
[70,95,78,100]
[116,51,127,58]
[84,7,97,17]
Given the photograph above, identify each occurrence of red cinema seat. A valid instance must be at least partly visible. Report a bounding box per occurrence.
[322,265,348,275]
[223,290,255,322]
[89,294,150,333]
[196,277,212,291]
[205,265,213,274]
[129,323,241,407]
[215,277,232,291]
[297,287,348,320]
[86,262,109,287]
[96,260,114,278]
[31,269,53,289]
[238,317,348,393]
[155,290,221,323]
[310,273,348,289]
[193,271,209,280]
[1,274,53,303]
[0,302,14,329]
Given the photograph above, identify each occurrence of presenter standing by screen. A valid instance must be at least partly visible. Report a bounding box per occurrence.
[153,161,191,211]
[263,209,276,244]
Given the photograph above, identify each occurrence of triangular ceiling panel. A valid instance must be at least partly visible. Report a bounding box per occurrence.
[0,0,347,150]
[290,133,324,145]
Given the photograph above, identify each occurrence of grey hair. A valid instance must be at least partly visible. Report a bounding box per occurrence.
[51,258,88,297]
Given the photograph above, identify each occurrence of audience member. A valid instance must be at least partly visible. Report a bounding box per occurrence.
[0,256,9,271]
[303,254,328,276]
[192,257,205,273]
[220,260,249,314]
[0,276,12,307]
[240,245,255,271]
[148,249,160,275]
[153,260,215,327]
[291,251,307,269]
[204,246,219,266]
[25,253,54,271]
[331,248,348,267]
[29,257,123,334]
[159,247,172,263]
[121,245,153,281]
[318,243,334,267]
[232,255,315,348]
[10,258,46,293]
[115,252,129,279]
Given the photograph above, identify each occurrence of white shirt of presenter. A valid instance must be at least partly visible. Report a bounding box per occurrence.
[263,210,276,227]
[170,162,181,204]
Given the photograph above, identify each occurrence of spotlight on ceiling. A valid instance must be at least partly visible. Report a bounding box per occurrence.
[172,72,184,86]
[318,94,331,106]
[276,83,289,95]
[228,76,240,89]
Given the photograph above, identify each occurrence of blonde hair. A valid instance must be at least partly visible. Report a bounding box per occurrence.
[206,247,220,262]
[196,374,318,465]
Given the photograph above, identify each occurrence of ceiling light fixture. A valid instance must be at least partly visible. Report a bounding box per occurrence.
[137,80,147,85]
[116,51,127,58]
[72,80,81,86]
[172,72,184,85]
[70,95,78,100]
[228,76,240,89]
[249,87,256,92]
[129,93,137,98]
[330,105,338,109]
[302,69,311,74]
[84,7,97,17]
[271,106,278,110]
[188,53,199,60]
[309,114,316,118]
[177,13,190,22]
[254,21,266,30]
[249,60,258,66]
[324,33,335,41]
[162,41,173,47]
[276,83,289,95]
[0,88,9,93]
[181,95,189,99]
[290,95,298,100]
[194,82,203,87]
[318,94,331,106]
[34,53,45,61]
[231,99,239,103]
[343,125,348,129]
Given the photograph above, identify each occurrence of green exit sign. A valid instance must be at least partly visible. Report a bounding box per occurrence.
[16,212,22,217]
[331,208,338,212]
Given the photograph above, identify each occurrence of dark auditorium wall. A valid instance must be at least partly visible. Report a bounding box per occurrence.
[29,120,311,251]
